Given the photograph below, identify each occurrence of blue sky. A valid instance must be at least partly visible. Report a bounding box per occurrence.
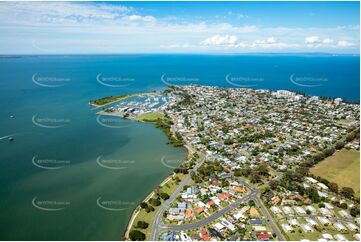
[0,1,359,54]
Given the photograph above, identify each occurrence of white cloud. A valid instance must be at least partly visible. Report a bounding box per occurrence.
[200,35,239,47]
[305,36,338,48]
[305,36,321,44]
[337,40,354,47]
[0,2,358,54]
[122,15,156,23]
[160,43,192,49]
[251,37,298,49]
[323,38,333,44]
[304,35,355,49]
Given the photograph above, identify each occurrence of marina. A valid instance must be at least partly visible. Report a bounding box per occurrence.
[100,93,173,120]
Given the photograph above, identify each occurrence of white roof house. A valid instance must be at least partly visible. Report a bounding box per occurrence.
[211,197,221,206]
[319,208,331,216]
[196,201,206,208]
[306,218,318,227]
[294,206,306,215]
[318,191,328,198]
[289,219,300,227]
[305,205,317,214]
[354,233,361,241]
[271,206,282,214]
[318,217,331,225]
[221,218,236,232]
[306,177,318,184]
[301,224,313,233]
[282,206,294,214]
[214,222,225,231]
[334,234,347,241]
[233,210,245,220]
[345,222,358,231]
[338,210,350,218]
[317,183,328,190]
[282,223,293,232]
[322,234,333,240]
[334,222,347,231]
[323,203,333,210]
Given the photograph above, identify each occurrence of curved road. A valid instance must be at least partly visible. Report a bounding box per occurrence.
[150,153,286,241]
[150,153,206,241]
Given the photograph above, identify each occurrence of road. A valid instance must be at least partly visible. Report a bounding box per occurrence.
[161,189,258,231]
[150,144,285,240]
[253,195,286,241]
[150,153,206,240]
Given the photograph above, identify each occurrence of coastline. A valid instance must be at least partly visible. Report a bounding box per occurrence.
[121,118,193,240]
[90,91,163,109]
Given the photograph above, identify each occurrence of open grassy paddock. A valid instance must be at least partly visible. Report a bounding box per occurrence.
[310,149,360,196]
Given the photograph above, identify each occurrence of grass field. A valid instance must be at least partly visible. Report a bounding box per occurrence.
[135,112,165,122]
[310,149,360,196]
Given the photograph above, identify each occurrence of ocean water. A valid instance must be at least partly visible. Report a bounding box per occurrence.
[0,54,359,240]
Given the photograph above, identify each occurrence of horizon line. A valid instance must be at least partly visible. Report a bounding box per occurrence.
[1,52,360,56]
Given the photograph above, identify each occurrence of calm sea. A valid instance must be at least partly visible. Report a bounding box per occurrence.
[0,54,359,240]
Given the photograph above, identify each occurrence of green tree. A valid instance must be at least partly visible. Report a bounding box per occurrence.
[350,207,360,217]
[140,202,148,209]
[159,192,170,200]
[335,141,345,150]
[328,182,338,193]
[136,221,149,229]
[341,187,355,199]
[129,230,145,241]
[149,198,161,207]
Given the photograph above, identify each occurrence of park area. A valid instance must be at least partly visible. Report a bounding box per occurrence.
[310,149,360,197]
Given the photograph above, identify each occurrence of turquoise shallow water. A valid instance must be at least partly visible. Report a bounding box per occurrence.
[0,54,359,240]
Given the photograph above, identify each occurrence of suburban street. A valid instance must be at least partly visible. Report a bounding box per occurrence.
[151,159,286,241]
[149,110,286,241]
[150,153,206,241]
[254,195,286,241]
[160,189,258,231]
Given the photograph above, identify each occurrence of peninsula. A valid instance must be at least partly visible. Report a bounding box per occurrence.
[95,85,360,241]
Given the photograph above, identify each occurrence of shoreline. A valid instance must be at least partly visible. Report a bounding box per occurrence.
[90,91,163,109]
[123,173,178,240]
[94,89,196,240]
[97,110,185,148]
[122,121,193,240]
